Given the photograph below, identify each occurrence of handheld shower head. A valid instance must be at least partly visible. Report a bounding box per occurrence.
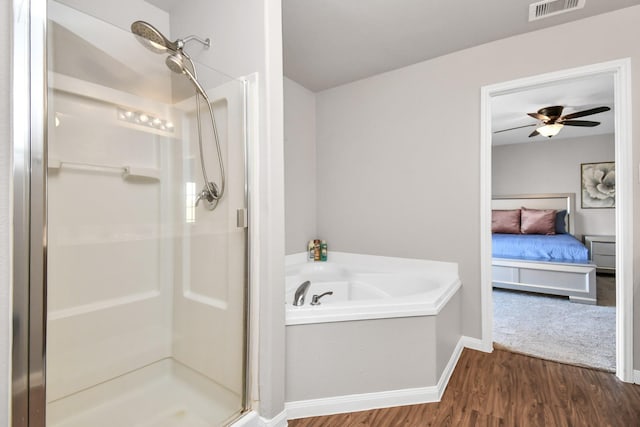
[165,53,209,100]
[131,20,177,53]
[165,52,187,74]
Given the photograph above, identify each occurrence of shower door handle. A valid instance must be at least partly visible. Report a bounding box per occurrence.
[237,208,248,228]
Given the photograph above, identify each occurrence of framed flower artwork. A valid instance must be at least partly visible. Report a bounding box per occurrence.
[581,162,615,208]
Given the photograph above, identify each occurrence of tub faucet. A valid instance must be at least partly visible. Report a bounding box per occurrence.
[293,281,311,306]
[310,291,333,306]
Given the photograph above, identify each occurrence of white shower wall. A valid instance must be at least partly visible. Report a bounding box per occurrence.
[46,27,247,407]
[171,82,248,396]
[46,87,174,401]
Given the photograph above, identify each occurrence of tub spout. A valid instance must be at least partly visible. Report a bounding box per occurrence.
[310,291,333,306]
[293,281,311,306]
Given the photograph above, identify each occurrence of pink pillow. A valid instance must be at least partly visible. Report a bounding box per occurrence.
[492,209,521,234]
[520,207,556,235]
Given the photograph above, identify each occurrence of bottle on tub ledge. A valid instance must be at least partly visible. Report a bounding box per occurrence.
[307,240,315,261]
[307,239,328,261]
[320,240,328,261]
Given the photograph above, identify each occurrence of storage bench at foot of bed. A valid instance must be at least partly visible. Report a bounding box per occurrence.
[492,258,597,304]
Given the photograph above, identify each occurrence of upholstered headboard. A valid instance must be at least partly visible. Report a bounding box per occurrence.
[492,193,576,235]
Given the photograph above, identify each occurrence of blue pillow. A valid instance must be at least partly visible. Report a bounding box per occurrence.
[555,209,567,234]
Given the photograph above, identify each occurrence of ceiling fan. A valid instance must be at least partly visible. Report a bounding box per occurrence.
[494,105,611,138]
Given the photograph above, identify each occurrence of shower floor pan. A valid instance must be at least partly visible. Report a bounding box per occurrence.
[47,359,242,427]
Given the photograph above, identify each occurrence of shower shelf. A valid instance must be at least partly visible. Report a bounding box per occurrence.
[48,158,160,182]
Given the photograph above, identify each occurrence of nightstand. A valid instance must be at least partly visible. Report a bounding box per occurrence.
[584,235,616,274]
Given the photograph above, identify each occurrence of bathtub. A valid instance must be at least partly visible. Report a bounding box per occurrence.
[284,252,463,418]
[285,251,461,325]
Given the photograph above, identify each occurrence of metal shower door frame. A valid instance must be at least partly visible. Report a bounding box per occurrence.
[12,0,47,426]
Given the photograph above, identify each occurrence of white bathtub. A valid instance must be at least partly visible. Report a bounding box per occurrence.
[285,252,461,325]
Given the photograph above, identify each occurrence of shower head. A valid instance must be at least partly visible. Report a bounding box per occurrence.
[132,21,211,54]
[131,20,177,53]
[165,52,187,74]
[166,53,210,100]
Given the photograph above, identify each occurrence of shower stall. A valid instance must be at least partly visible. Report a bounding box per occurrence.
[13,1,252,426]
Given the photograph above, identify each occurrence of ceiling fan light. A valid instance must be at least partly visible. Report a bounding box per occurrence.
[537,123,564,137]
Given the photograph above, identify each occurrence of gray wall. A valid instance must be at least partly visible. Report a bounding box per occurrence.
[493,134,615,239]
[284,77,317,254]
[313,6,640,369]
[0,2,10,426]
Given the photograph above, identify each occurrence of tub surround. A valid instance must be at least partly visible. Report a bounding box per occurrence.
[284,252,463,418]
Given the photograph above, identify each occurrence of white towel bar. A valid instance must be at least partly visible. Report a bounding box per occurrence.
[48,159,160,182]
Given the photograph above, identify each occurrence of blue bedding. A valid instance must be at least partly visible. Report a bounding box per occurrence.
[492,233,589,263]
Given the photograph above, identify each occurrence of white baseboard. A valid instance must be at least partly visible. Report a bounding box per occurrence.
[260,409,288,427]
[286,384,440,420]
[286,336,467,420]
[460,335,492,353]
[634,370,640,385]
[230,411,259,426]
[230,410,288,427]
[435,336,466,399]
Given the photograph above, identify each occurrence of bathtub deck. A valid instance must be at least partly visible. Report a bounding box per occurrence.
[47,358,243,427]
[288,348,640,426]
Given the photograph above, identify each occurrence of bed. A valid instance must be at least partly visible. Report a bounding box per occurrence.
[492,193,597,304]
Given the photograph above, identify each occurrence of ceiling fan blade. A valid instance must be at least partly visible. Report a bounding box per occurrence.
[561,106,610,120]
[493,123,537,134]
[527,112,549,121]
[561,120,601,127]
[528,129,540,137]
[537,105,564,120]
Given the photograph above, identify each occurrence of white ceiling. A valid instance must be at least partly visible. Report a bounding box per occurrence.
[491,74,615,146]
[283,0,640,92]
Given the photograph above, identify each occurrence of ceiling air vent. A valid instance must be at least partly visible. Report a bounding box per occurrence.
[529,0,585,21]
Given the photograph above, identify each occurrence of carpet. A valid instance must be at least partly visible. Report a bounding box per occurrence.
[493,275,616,372]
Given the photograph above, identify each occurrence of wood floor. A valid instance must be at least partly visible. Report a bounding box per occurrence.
[288,348,640,427]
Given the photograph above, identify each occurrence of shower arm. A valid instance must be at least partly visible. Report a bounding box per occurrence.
[176,35,211,50]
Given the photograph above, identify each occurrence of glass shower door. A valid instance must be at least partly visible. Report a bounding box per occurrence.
[44,2,248,426]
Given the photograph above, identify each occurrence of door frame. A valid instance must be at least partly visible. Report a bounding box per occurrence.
[479,59,634,382]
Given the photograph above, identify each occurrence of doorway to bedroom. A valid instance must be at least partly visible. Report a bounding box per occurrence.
[492,76,616,371]
[480,60,633,381]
